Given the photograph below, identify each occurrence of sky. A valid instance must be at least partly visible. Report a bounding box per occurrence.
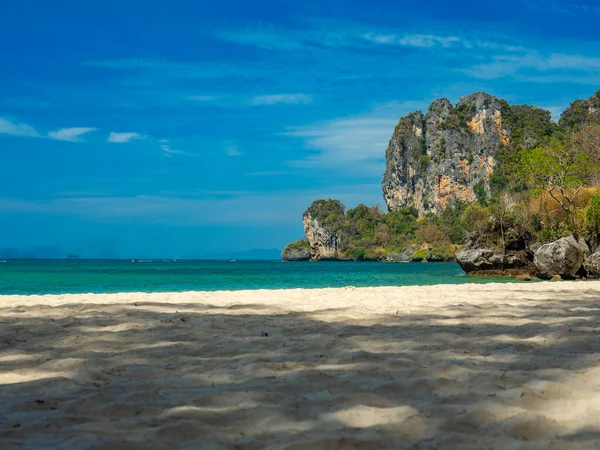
[1,0,599,258]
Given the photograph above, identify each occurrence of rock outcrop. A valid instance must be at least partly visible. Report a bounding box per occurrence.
[455,247,534,275]
[382,92,554,216]
[302,200,344,260]
[583,251,600,277]
[385,252,411,262]
[533,236,585,279]
[281,247,311,261]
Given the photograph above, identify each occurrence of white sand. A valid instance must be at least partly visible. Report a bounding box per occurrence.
[1,282,600,449]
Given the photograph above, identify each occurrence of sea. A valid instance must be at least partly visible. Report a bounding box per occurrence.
[0,259,525,295]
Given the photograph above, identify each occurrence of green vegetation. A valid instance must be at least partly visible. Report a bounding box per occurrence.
[585,194,600,237]
[306,199,346,233]
[283,239,311,253]
[560,99,592,130]
[473,180,488,206]
[302,201,459,261]
[290,91,600,262]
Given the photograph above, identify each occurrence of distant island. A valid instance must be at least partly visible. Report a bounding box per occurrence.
[283,90,600,280]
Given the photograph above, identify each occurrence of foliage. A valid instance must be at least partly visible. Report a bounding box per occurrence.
[519,135,598,233]
[410,249,430,260]
[473,180,488,206]
[306,199,346,232]
[290,92,600,262]
[436,201,468,244]
[283,239,311,253]
[559,99,591,130]
[585,194,600,237]
[419,155,430,174]
[500,102,557,148]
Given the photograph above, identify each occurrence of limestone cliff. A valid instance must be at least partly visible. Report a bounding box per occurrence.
[382,92,552,215]
[302,200,344,260]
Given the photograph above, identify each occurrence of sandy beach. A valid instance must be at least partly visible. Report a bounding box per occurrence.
[2,282,600,449]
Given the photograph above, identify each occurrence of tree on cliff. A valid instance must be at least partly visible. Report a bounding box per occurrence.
[520,127,600,234]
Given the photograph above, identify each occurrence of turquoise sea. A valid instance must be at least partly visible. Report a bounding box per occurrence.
[0,259,525,295]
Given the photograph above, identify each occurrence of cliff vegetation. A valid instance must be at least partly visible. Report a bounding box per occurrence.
[283,89,600,273]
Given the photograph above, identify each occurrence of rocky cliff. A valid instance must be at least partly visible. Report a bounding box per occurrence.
[292,199,345,260]
[382,92,553,215]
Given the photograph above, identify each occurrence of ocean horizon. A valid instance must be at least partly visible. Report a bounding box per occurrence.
[0,259,526,295]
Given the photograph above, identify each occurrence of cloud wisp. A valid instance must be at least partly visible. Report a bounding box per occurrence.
[283,101,426,174]
[250,94,313,106]
[108,132,145,143]
[466,52,600,82]
[0,118,40,138]
[48,127,99,142]
[1,118,98,142]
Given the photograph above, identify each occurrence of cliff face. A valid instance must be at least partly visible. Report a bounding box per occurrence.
[382,92,543,215]
[383,93,509,215]
[302,214,340,260]
[301,200,345,260]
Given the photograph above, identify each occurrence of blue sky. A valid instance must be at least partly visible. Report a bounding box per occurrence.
[1,0,599,258]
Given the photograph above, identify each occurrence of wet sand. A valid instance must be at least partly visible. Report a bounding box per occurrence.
[1,282,600,449]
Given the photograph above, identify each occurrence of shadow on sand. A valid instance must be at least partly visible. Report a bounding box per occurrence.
[1,287,600,449]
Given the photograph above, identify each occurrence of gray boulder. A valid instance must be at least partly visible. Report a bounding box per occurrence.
[455,248,496,272]
[281,248,311,261]
[583,251,600,277]
[456,248,532,274]
[385,252,411,262]
[534,236,585,279]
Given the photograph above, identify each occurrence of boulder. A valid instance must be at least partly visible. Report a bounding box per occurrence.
[455,248,497,272]
[456,248,533,274]
[385,252,411,262]
[281,248,311,262]
[551,274,563,281]
[583,251,600,277]
[533,236,585,279]
[578,239,591,258]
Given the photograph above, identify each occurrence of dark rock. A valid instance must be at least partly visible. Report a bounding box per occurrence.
[578,238,591,258]
[428,253,444,262]
[534,236,585,279]
[583,251,600,277]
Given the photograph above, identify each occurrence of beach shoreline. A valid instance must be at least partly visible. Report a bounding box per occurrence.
[2,282,600,448]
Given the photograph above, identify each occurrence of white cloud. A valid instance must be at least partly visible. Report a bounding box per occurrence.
[48,127,98,142]
[250,94,313,105]
[364,33,461,48]
[0,118,40,138]
[158,139,193,157]
[283,101,426,173]
[466,52,600,80]
[108,132,144,143]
